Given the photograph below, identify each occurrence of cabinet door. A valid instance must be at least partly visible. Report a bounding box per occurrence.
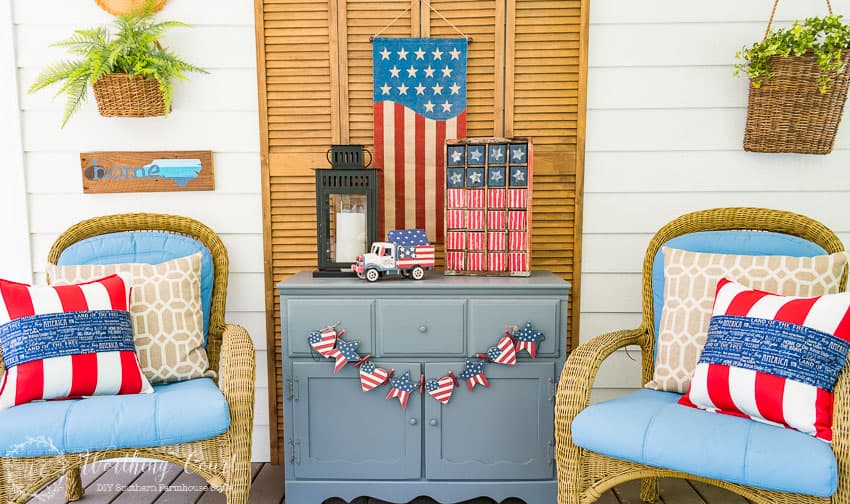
[424,361,554,480]
[290,361,421,479]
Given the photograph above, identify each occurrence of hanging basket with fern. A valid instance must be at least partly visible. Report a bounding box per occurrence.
[29,6,205,126]
[736,1,850,154]
[92,73,168,117]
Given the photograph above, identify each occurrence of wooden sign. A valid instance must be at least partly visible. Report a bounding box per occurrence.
[80,151,214,194]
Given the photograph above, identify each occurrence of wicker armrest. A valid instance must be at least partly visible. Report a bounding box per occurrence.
[218,324,257,431]
[555,327,647,429]
[830,363,850,500]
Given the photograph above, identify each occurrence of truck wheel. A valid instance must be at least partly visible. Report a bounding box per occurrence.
[356,271,365,279]
[366,269,380,282]
[411,266,425,280]
[401,270,410,278]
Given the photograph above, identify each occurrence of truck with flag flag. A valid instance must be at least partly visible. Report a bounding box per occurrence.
[352,229,435,282]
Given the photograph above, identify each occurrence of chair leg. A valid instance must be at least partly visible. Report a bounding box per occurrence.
[65,467,84,502]
[223,458,251,504]
[639,477,659,503]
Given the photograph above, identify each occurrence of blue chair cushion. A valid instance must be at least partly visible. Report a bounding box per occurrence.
[0,378,230,458]
[650,231,828,352]
[56,231,215,343]
[572,389,837,497]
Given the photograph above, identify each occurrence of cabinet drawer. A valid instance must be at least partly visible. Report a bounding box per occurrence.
[468,299,561,357]
[376,299,465,356]
[284,298,373,356]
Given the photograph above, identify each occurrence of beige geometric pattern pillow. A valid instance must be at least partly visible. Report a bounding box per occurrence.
[644,247,848,394]
[47,253,214,384]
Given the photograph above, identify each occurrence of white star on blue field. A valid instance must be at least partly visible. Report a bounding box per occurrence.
[374,38,467,121]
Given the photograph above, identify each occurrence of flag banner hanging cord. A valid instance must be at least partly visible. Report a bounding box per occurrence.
[370,0,473,43]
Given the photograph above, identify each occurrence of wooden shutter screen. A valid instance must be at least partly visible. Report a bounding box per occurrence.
[255,0,588,463]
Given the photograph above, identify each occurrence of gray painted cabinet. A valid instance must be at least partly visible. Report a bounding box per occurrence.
[279,271,570,503]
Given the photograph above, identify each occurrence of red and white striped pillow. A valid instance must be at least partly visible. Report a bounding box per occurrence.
[0,274,152,410]
[680,277,850,442]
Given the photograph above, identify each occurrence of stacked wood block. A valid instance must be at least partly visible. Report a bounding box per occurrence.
[444,138,532,276]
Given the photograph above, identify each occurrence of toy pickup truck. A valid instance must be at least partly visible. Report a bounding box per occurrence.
[352,229,435,282]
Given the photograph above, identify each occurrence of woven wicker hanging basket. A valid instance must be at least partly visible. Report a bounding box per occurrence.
[743,0,850,154]
[92,74,168,118]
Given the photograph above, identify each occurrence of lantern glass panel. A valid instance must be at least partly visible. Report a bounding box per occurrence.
[328,193,368,263]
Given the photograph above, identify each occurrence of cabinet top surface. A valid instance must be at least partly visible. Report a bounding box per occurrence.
[278,270,570,293]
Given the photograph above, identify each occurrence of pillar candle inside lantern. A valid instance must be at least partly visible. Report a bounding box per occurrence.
[335,211,367,262]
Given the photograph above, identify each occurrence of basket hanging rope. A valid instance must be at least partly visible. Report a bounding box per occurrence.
[743,0,850,154]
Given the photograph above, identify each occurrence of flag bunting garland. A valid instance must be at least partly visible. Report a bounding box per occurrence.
[306,321,544,409]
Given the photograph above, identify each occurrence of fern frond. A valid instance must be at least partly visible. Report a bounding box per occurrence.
[29,60,85,92]
[60,76,89,128]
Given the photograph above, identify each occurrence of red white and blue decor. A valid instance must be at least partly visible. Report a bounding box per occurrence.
[373,38,468,242]
[359,360,390,392]
[514,321,545,359]
[680,277,850,442]
[306,320,545,409]
[0,274,153,410]
[386,370,418,409]
[444,137,532,276]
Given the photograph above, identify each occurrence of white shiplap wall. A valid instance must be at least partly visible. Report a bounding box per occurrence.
[584,0,850,401]
[8,0,271,461]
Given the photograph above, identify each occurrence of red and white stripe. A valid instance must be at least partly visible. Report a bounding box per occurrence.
[493,335,517,364]
[488,253,507,272]
[467,190,485,209]
[311,328,338,358]
[0,274,152,410]
[681,278,850,442]
[330,349,350,374]
[447,210,465,229]
[509,231,528,251]
[488,211,506,230]
[374,101,466,242]
[488,188,506,208]
[508,189,527,208]
[466,373,489,390]
[396,245,435,268]
[467,232,485,251]
[446,231,466,250]
[386,387,411,409]
[360,366,389,392]
[509,253,528,272]
[447,188,465,209]
[488,232,506,251]
[428,376,455,404]
[508,211,527,230]
[467,252,485,271]
[467,210,485,230]
[446,252,465,270]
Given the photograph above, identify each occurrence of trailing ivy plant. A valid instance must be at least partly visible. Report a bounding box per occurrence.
[29,6,206,126]
[735,14,850,94]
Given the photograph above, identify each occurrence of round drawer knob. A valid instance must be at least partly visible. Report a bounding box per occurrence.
[409,418,418,426]
[429,419,439,427]
[418,324,428,333]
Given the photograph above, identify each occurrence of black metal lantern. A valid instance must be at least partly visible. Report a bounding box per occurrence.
[314,145,378,277]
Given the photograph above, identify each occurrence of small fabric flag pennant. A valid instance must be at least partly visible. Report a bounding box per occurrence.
[308,326,341,358]
[459,359,489,391]
[329,339,361,373]
[514,321,544,359]
[386,370,417,409]
[359,360,390,392]
[481,332,517,365]
[425,371,459,404]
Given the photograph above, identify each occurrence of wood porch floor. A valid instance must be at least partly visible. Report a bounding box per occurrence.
[28,463,751,504]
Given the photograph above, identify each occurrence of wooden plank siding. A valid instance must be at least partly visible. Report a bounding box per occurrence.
[255,0,588,462]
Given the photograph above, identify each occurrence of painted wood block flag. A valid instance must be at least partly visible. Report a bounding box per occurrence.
[373,38,468,242]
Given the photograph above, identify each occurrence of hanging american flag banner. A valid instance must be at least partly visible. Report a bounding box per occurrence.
[373,38,468,242]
